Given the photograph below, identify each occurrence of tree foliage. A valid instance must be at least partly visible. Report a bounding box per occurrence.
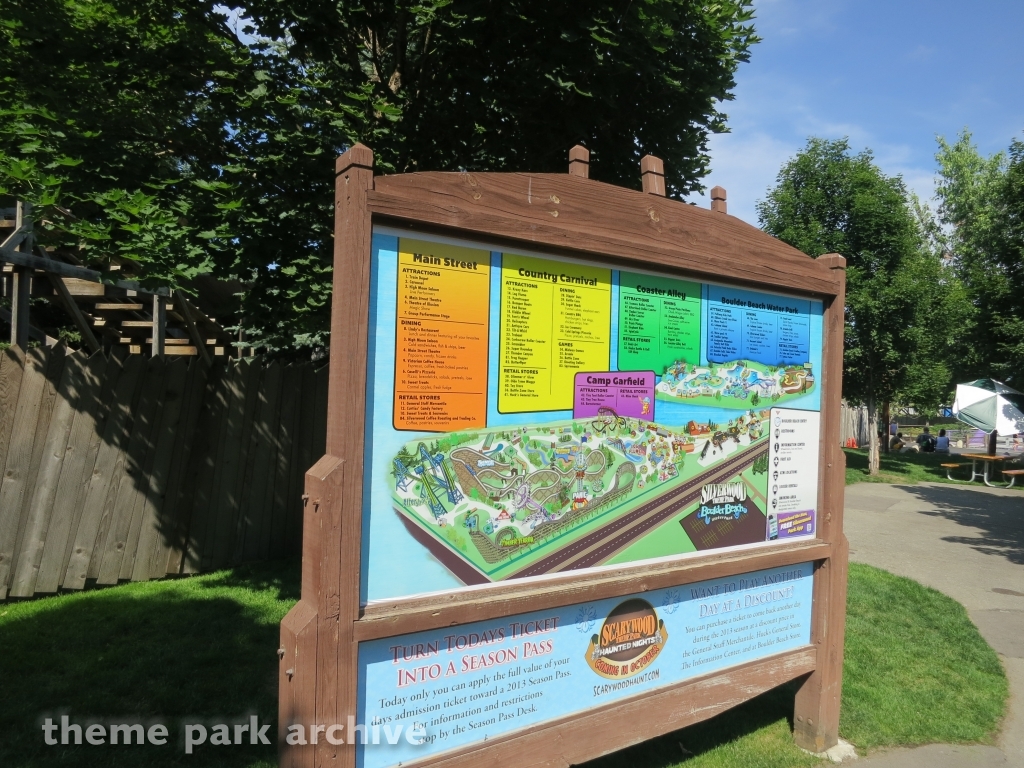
[758,138,970,471]
[1,0,760,354]
[935,131,1024,385]
[0,2,243,292]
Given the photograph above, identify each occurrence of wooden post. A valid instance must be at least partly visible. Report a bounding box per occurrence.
[10,202,33,350]
[10,268,31,350]
[174,291,213,364]
[641,155,666,196]
[569,145,590,178]
[711,186,727,213]
[151,293,165,356]
[38,247,102,354]
[280,143,374,768]
[794,252,848,754]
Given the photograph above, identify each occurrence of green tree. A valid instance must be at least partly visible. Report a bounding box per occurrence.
[935,131,1024,385]
[2,0,761,354]
[758,138,969,474]
[0,1,246,293]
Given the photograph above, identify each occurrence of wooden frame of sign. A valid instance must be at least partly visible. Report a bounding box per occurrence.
[279,143,848,768]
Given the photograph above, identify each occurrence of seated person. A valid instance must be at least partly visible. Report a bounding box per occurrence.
[935,429,950,454]
[889,432,905,450]
[916,427,936,452]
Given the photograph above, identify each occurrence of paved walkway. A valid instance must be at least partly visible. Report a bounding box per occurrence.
[844,482,1024,766]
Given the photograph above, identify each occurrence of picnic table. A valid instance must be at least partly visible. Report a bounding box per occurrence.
[960,453,1010,487]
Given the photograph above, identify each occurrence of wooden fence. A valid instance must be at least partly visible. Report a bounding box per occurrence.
[840,403,870,448]
[0,345,327,600]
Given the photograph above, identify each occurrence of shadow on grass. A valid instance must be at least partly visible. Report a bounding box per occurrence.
[904,485,1024,566]
[189,560,302,600]
[578,680,820,768]
[0,560,299,768]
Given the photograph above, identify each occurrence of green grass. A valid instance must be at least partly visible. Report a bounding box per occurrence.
[0,562,297,767]
[0,561,1007,768]
[840,563,1008,749]
[843,447,1024,487]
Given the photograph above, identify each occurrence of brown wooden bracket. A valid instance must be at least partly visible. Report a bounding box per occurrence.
[336,143,374,176]
[569,145,590,178]
[817,252,847,270]
[641,154,666,196]
[711,185,727,213]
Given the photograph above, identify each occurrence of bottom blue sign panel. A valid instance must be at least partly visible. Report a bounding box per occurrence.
[356,562,814,768]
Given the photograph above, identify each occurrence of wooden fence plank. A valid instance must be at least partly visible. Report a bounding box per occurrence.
[238,361,283,564]
[35,352,113,593]
[95,356,165,584]
[119,357,184,582]
[269,364,301,561]
[153,358,210,578]
[208,360,262,569]
[8,346,68,590]
[229,359,266,566]
[201,361,248,570]
[287,364,318,558]
[180,363,229,574]
[64,355,144,589]
[85,354,147,582]
[0,349,55,598]
[9,351,84,597]
[0,348,26,474]
[58,353,123,579]
[130,358,190,581]
[254,361,286,562]
[233,362,268,565]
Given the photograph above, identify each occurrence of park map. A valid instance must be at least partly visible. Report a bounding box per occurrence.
[375,237,821,589]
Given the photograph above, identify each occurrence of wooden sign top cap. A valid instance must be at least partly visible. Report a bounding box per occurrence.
[337,143,374,175]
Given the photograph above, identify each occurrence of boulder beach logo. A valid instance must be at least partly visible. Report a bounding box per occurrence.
[585,599,667,679]
[697,482,748,524]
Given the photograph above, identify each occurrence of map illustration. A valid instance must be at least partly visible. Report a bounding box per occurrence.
[364,234,823,601]
[390,409,771,585]
[655,359,815,408]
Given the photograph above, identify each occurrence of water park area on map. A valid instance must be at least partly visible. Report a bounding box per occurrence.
[655,359,815,408]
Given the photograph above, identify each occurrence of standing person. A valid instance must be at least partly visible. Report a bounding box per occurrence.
[935,429,950,454]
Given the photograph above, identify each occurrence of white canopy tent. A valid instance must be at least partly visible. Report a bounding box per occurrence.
[952,379,1024,436]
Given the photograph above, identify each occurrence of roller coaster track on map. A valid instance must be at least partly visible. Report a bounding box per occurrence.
[507,440,769,580]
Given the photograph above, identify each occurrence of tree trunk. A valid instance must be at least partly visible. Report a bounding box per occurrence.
[867,394,880,475]
[881,401,891,453]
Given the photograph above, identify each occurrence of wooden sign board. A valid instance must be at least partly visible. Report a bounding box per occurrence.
[279,144,849,768]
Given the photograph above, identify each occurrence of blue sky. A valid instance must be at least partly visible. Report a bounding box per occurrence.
[686,0,1024,224]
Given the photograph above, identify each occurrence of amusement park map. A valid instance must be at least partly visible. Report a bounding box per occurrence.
[363,231,824,602]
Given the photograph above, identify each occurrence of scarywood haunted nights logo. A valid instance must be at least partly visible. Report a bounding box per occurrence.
[584,599,667,679]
